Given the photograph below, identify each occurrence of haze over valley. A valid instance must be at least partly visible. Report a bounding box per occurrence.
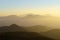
[1,0,60,40]
[0,14,60,29]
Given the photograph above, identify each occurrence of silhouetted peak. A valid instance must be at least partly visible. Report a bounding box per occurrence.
[10,24,19,27]
[8,15,17,16]
[25,14,44,18]
[7,15,19,18]
[27,14,35,16]
[33,25,43,27]
[27,14,40,16]
[46,29,60,33]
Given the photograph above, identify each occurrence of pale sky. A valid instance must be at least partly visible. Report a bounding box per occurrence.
[0,0,60,16]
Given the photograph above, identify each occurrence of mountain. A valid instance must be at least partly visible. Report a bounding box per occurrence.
[0,15,52,26]
[0,32,55,40]
[25,25,50,32]
[0,24,50,33]
[0,15,60,29]
[24,14,46,18]
[0,24,25,32]
[0,24,55,40]
[41,29,60,40]
[0,15,19,19]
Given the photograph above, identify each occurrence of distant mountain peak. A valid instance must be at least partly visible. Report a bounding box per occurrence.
[10,24,19,27]
[0,24,25,32]
[8,15,18,17]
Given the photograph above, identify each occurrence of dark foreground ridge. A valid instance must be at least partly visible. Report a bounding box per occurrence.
[0,24,55,40]
[0,32,54,40]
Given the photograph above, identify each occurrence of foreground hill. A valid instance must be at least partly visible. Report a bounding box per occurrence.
[41,29,60,40]
[0,24,25,32]
[25,25,50,32]
[0,24,50,33]
[0,24,55,40]
[0,32,55,40]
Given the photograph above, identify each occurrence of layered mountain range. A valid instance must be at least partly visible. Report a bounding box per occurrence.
[0,24,55,40]
[0,15,60,29]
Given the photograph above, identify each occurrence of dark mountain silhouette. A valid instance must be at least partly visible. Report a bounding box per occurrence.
[25,25,50,32]
[0,31,55,40]
[0,24,25,32]
[0,24,55,40]
[41,29,60,40]
[0,24,49,33]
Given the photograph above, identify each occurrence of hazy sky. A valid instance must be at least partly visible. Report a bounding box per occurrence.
[0,0,60,16]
